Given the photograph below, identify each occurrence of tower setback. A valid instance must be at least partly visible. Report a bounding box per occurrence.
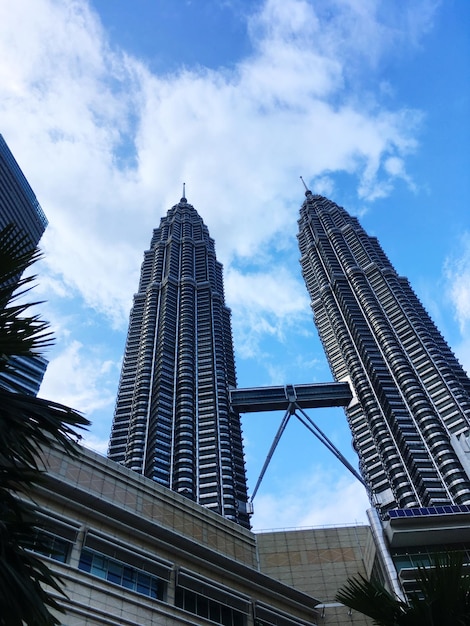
[108,195,250,528]
[298,191,470,515]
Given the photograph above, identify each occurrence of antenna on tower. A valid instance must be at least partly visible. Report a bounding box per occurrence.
[300,176,312,197]
[183,182,186,198]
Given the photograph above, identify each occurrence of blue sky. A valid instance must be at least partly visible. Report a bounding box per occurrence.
[1,0,469,530]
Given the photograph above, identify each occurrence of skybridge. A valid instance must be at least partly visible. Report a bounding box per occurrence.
[230,382,353,413]
[229,381,366,511]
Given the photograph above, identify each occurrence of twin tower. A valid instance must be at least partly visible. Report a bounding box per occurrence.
[108,190,470,529]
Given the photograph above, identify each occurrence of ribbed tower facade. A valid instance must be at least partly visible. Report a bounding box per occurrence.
[108,196,250,528]
[298,191,470,516]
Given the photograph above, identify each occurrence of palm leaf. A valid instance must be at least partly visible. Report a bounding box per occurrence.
[0,224,53,366]
[336,573,407,625]
[0,499,64,626]
[0,224,42,312]
[0,223,90,624]
[407,552,470,625]
[336,552,470,626]
[0,389,88,474]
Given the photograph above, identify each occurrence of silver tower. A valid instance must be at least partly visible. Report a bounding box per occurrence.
[298,190,470,516]
[108,195,250,528]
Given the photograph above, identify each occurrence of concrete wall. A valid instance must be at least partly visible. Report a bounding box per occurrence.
[256,526,376,625]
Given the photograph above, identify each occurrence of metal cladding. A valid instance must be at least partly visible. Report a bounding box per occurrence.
[108,198,250,528]
[298,191,470,516]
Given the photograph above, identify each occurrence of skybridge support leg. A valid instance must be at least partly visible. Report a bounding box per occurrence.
[293,403,367,488]
[249,405,294,503]
[249,402,367,505]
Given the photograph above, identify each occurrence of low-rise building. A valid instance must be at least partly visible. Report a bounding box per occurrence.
[31,445,377,625]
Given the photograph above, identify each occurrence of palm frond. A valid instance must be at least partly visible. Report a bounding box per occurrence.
[0,222,90,624]
[407,552,470,625]
[0,225,54,366]
[336,573,407,625]
[0,389,89,473]
[337,552,470,626]
[0,224,41,302]
[0,491,66,626]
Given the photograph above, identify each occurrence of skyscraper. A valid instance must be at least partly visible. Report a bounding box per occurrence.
[298,190,470,516]
[0,134,48,251]
[0,134,48,395]
[109,194,250,528]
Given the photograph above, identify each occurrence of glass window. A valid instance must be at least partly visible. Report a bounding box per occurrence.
[137,572,151,595]
[185,591,196,614]
[393,555,412,571]
[175,586,245,626]
[210,599,221,622]
[78,550,93,572]
[30,531,72,564]
[150,578,159,599]
[78,549,164,600]
[107,561,123,585]
[122,566,135,589]
[221,605,232,626]
[91,554,107,579]
[198,595,209,618]
[233,611,245,626]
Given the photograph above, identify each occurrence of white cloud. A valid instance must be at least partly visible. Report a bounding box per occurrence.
[445,233,470,334]
[444,233,470,374]
[82,435,109,455]
[0,0,431,331]
[250,466,370,531]
[226,267,310,357]
[38,339,118,416]
[0,0,451,530]
[384,155,417,192]
[226,267,309,319]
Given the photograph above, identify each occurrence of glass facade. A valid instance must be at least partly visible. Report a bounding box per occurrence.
[0,354,48,396]
[78,548,165,600]
[30,530,72,563]
[0,134,48,249]
[0,134,48,395]
[175,587,246,626]
[108,196,250,527]
[298,191,470,515]
[392,544,470,597]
